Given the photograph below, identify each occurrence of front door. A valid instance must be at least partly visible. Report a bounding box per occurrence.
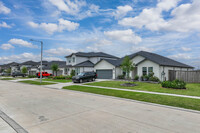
[75,68,80,75]
[132,67,138,79]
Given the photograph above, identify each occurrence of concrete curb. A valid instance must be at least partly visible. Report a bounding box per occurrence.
[0,110,28,133]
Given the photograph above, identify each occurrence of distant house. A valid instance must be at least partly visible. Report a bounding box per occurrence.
[4,60,67,76]
[95,51,194,81]
[65,52,119,75]
[28,61,66,76]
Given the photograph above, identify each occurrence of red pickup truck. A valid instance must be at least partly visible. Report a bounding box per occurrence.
[36,72,52,78]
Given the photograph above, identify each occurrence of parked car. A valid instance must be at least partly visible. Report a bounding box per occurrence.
[36,72,52,78]
[12,72,26,77]
[72,71,97,83]
[0,72,10,76]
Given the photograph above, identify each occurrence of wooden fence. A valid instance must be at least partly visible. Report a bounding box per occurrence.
[169,70,200,83]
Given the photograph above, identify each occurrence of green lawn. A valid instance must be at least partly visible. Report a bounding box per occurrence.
[19,80,56,85]
[38,78,72,83]
[63,85,200,111]
[0,78,15,80]
[85,81,200,97]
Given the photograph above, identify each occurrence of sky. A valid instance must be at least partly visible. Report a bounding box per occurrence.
[0,0,200,68]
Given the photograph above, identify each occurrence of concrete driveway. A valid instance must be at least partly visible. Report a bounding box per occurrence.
[0,80,200,133]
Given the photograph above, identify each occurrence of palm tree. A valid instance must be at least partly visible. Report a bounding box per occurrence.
[51,63,59,76]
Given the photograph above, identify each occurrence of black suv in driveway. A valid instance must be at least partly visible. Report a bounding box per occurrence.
[72,72,97,83]
[11,72,26,77]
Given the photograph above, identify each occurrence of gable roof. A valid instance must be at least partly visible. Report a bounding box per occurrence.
[21,61,38,66]
[97,51,193,68]
[43,61,66,70]
[129,51,193,68]
[74,60,94,67]
[65,52,119,59]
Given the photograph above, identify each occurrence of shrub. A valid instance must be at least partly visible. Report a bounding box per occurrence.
[65,75,72,80]
[141,75,149,81]
[118,75,125,79]
[52,75,72,80]
[149,76,160,82]
[161,79,186,89]
[28,75,37,78]
[134,75,139,80]
[52,76,65,80]
[148,72,154,78]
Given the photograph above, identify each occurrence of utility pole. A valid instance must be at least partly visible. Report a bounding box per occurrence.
[30,39,43,83]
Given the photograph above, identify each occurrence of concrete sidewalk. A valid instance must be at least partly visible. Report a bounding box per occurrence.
[80,84,200,99]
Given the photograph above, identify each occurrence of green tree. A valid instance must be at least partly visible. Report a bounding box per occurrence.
[6,68,11,74]
[51,63,59,76]
[21,67,28,74]
[120,56,135,79]
[0,68,4,73]
[70,69,75,76]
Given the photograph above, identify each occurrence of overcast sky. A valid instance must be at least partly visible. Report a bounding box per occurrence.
[0,0,200,68]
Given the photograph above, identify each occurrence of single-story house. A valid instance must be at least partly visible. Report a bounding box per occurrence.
[94,51,194,81]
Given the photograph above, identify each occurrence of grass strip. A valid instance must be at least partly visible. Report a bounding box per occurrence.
[86,81,200,97]
[19,80,56,85]
[38,79,72,83]
[63,85,200,111]
[0,78,15,80]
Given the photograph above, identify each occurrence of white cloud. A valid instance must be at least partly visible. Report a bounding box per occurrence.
[119,0,200,32]
[181,47,191,51]
[0,44,14,50]
[45,47,77,56]
[119,0,179,31]
[0,53,63,64]
[113,5,133,19]
[104,29,142,44]
[0,1,11,14]
[8,38,38,48]
[132,46,154,53]
[48,0,99,20]
[0,53,39,64]
[28,18,79,34]
[0,22,12,28]
[86,39,113,52]
[168,53,191,60]
[48,0,86,15]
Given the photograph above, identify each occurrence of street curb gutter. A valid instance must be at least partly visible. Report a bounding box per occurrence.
[0,110,28,133]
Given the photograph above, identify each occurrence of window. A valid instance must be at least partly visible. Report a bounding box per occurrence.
[148,67,153,75]
[68,59,71,63]
[72,57,75,63]
[142,67,147,75]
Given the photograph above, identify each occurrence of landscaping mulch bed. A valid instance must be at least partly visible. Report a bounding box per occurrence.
[120,83,137,87]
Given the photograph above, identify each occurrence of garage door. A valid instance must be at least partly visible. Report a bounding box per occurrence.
[96,69,113,79]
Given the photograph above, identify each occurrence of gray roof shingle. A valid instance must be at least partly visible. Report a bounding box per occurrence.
[74,60,94,67]
[100,51,193,68]
[65,52,119,59]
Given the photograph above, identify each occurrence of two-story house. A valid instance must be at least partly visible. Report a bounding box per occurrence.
[65,52,119,75]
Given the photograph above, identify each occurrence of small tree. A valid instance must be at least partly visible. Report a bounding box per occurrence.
[6,68,11,74]
[51,63,59,76]
[70,69,75,76]
[21,67,28,74]
[0,68,4,73]
[120,56,135,79]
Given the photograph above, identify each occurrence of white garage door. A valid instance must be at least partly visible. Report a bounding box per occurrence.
[96,69,113,79]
